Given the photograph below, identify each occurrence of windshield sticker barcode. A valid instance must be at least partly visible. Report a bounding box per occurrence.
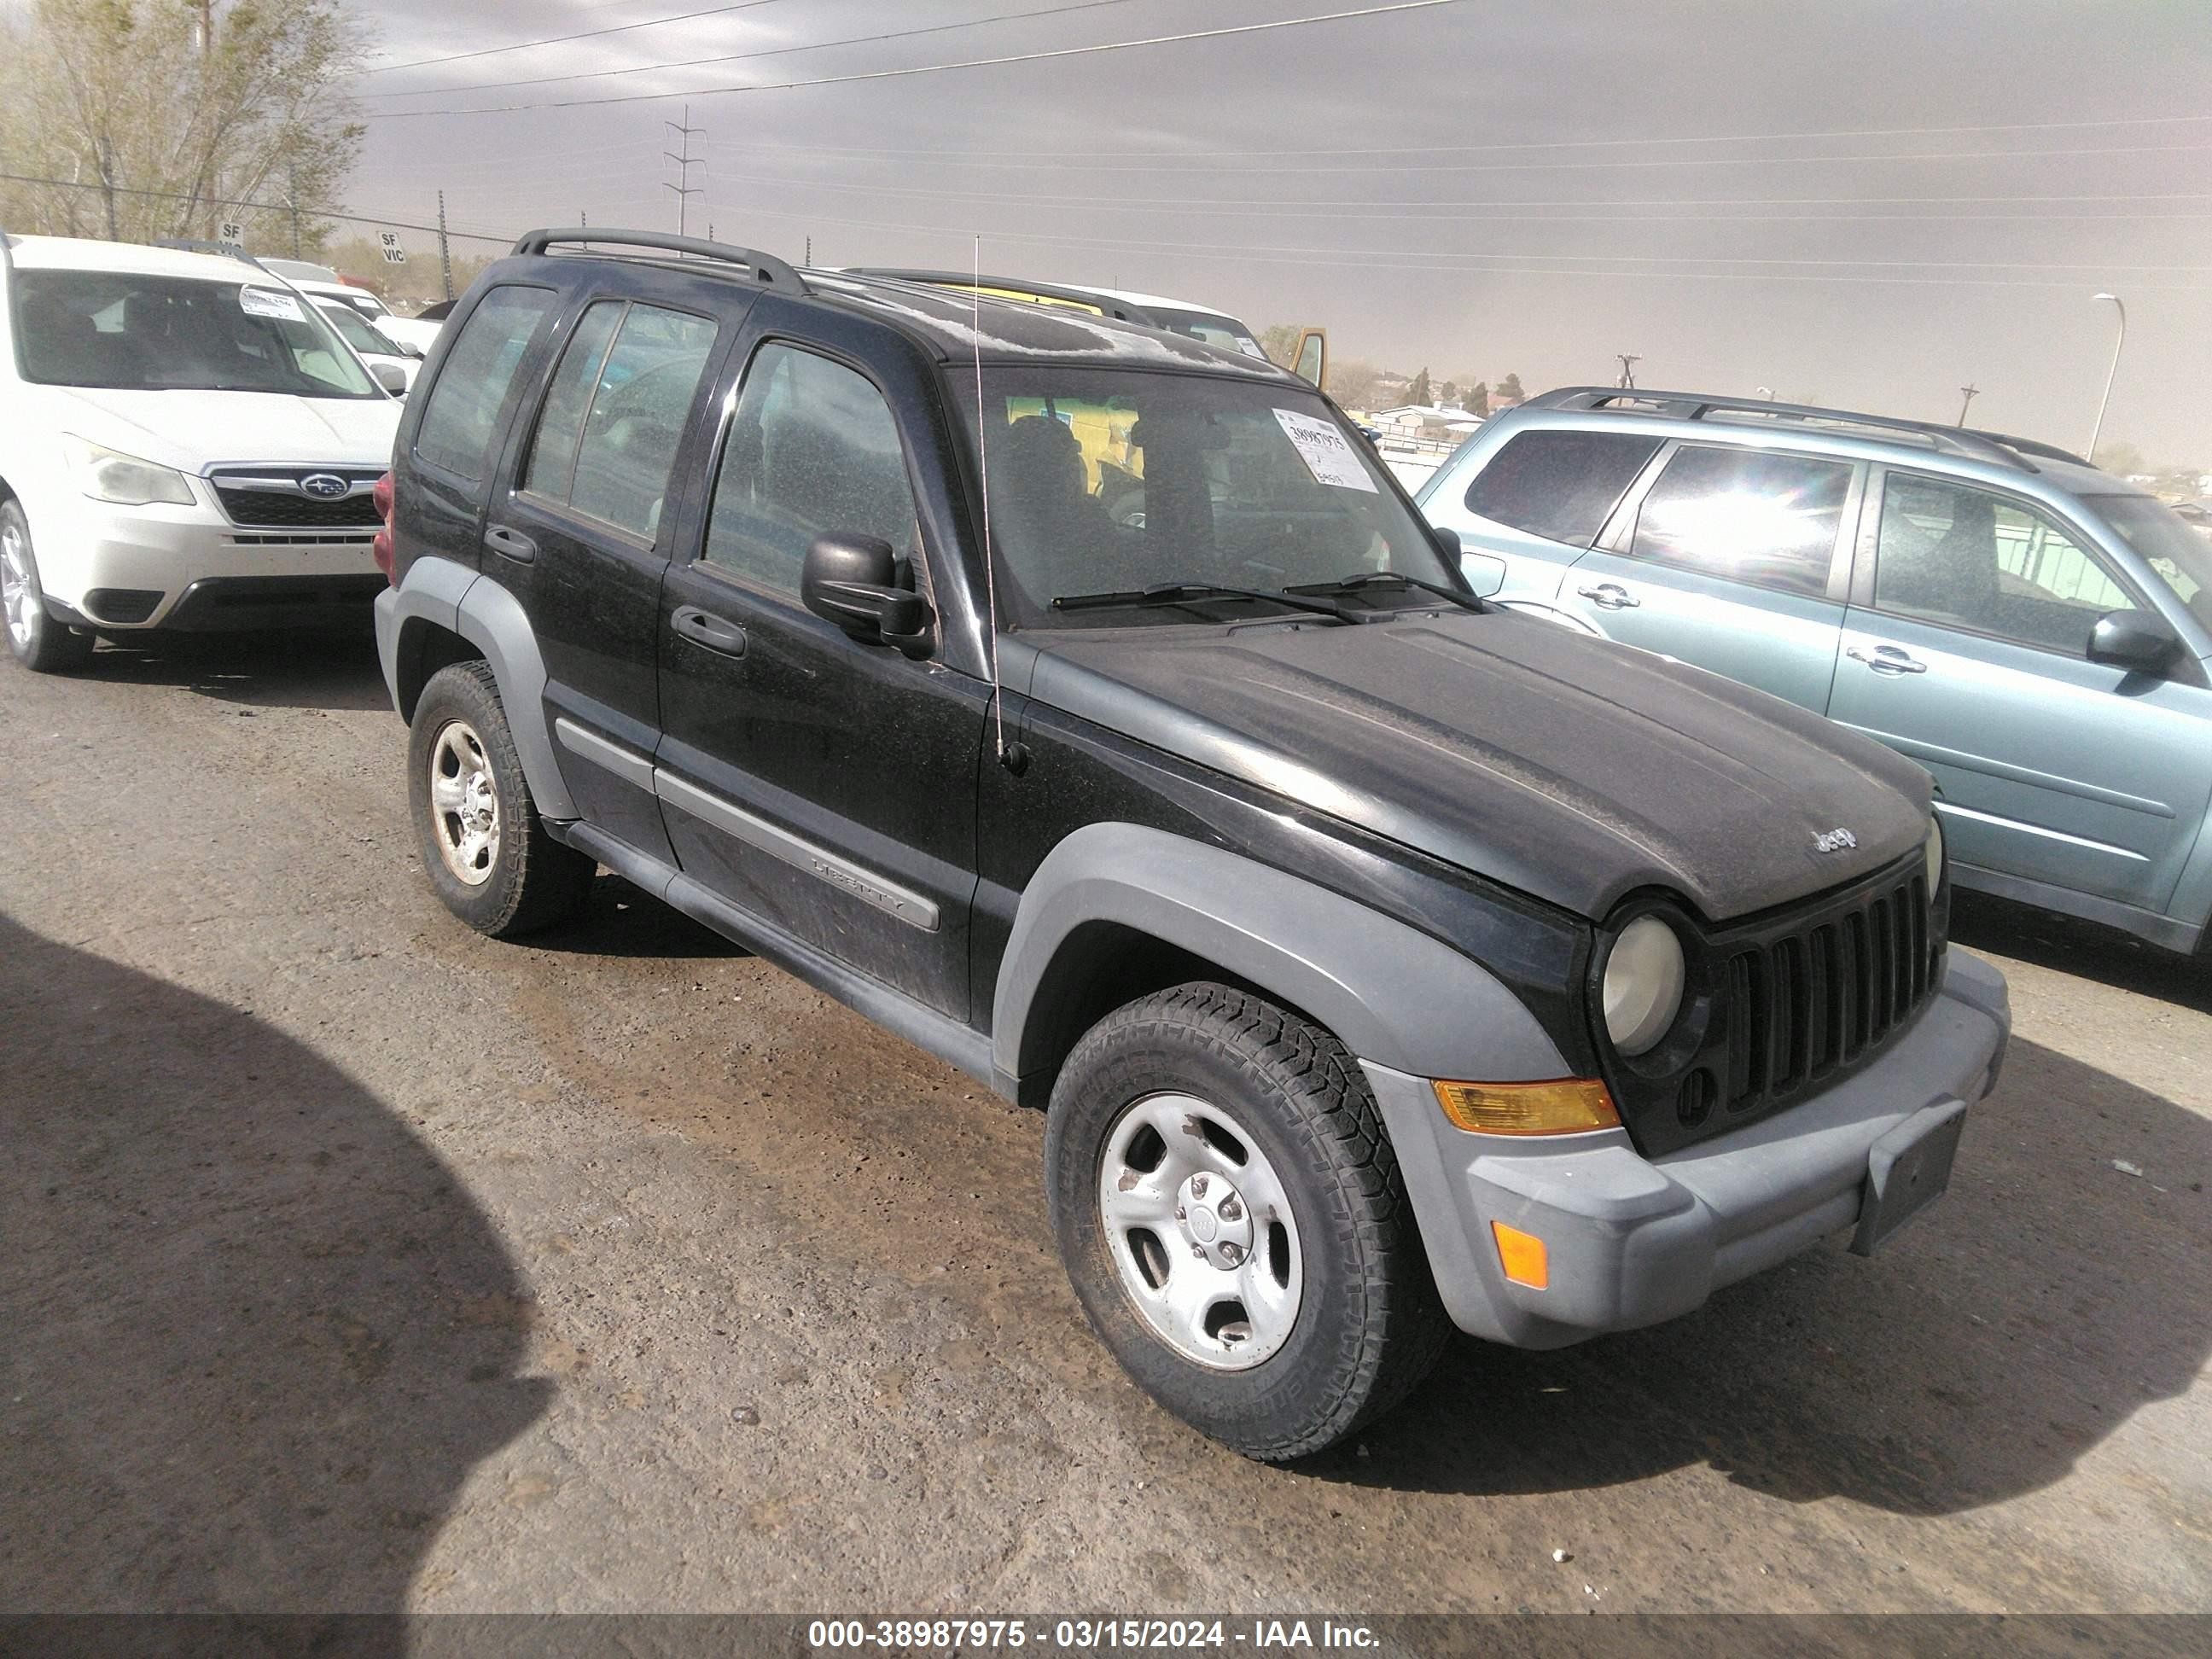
[1273,407,1377,492]
[239,287,306,323]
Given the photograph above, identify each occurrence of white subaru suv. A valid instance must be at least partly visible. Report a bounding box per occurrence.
[0,235,402,672]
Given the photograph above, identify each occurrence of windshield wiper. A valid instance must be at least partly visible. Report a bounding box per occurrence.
[1052,580,1361,624]
[1284,570,1487,614]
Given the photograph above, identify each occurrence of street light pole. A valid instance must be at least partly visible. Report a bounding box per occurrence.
[2089,292,2126,461]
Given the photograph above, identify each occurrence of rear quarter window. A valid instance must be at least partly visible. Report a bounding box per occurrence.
[411,285,557,480]
[1464,428,1663,547]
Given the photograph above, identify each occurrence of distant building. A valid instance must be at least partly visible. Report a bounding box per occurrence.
[1369,403,1484,440]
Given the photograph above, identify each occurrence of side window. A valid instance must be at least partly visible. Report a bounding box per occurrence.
[540,302,719,539]
[1464,429,1662,547]
[1874,474,2133,655]
[1630,445,1852,598]
[412,286,556,480]
[522,301,623,502]
[702,344,917,595]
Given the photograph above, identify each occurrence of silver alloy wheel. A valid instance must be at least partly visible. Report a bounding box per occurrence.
[1097,1091,1304,1371]
[428,718,501,886]
[1,517,36,652]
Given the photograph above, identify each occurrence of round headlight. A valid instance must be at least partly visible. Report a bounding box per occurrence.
[1603,916,1686,1057]
[1924,816,1945,896]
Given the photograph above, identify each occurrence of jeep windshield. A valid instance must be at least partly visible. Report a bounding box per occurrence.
[2084,492,2212,633]
[9,269,383,399]
[955,366,1458,628]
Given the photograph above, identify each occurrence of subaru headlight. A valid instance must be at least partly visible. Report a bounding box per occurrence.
[1924,816,1945,898]
[1602,915,1686,1057]
[64,436,195,507]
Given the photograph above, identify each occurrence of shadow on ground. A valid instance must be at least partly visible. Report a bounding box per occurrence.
[0,913,550,1611]
[520,874,750,962]
[1950,888,2212,1013]
[1313,1032,2209,1515]
[79,629,390,713]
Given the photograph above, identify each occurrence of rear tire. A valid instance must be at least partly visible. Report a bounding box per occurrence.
[1,501,96,673]
[1046,982,1449,1460]
[408,660,594,937]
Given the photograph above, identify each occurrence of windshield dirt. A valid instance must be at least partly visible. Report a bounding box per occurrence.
[955,366,1458,628]
[10,269,382,399]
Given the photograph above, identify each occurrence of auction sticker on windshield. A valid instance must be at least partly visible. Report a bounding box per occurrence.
[239,287,306,323]
[1273,408,1377,492]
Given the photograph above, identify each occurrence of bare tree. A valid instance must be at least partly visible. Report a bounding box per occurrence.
[0,1,373,257]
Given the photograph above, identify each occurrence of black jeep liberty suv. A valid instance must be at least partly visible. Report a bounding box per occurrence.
[373,230,2011,1459]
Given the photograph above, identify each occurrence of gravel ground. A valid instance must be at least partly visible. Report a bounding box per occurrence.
[1,632,2206,1616]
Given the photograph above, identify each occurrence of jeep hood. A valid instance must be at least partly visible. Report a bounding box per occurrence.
[40,386,400,472]
[1024,610,1934,924]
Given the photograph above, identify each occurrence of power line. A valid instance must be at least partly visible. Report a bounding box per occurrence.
[364,0,1150,100]
[677,140,2212,175]
[366,0,1471,118]
[0,172,515,246]
[663,200,2212,271]
[709,201,2212,290]
[712,112,2212,164]
[690,166,2212,218]
[359,3,788,78]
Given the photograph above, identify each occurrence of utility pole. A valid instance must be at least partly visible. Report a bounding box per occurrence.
[286,159,303,258]
[1957,383,1980,426]
[663,105,706,239]
[436,189,453,300]
[194,0,214,54]
[2089,293,2126,460]
[94,136,119,241]
[1615,352,1640,390]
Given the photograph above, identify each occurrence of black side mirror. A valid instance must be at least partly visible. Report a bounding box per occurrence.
[801,532,935,660]
[2087,608,2180,674]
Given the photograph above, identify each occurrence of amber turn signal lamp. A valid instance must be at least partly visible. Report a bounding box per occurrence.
[1491,1221,1549,1289]
[1431,1078,1620,1136]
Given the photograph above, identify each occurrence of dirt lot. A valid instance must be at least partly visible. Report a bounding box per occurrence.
[1,632,2206,1616]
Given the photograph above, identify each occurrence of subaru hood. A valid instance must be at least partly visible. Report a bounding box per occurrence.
[42,386,400,472]
[1024,609,1934,924]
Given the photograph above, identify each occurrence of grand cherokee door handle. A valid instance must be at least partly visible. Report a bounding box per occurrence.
[1848,643,1928,676]
[1576,582,1640,610]
[483,523,537,564]
[672,605,748,658]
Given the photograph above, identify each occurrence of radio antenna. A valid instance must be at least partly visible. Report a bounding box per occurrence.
[973,235,1008,765]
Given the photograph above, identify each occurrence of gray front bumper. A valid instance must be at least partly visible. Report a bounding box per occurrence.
[1365,950,2011,1348]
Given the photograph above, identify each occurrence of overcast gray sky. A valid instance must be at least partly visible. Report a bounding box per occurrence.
[344,0,2212,465]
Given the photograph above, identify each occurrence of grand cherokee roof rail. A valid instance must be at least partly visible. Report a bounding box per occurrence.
[840,268,1165,327]
[1523,386,2041,474]
[512,227,803,291]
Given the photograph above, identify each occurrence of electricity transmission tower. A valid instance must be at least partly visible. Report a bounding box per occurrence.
[1615,353,1641,390]
[663,106,706,238]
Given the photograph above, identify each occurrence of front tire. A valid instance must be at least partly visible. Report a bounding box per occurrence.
[1,501,95,673]
[1046,983,1449,1460]
[408,660,594,937]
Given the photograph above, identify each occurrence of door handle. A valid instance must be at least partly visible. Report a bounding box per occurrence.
[672,605,748,658]
[1848,644,1928,676]
[483,524,537,564]
[1576,582,1640,610]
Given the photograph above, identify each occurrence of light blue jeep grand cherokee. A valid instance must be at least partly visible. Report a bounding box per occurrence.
[1420,388,2212,955]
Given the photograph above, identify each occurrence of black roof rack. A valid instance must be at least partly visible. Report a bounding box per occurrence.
[841,268,1164,327]
[1523,386,2043,474]
[512,228,802,292]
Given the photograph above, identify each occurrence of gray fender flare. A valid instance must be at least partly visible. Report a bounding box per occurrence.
[375,556,578,823]
[991,822,1569,1090]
